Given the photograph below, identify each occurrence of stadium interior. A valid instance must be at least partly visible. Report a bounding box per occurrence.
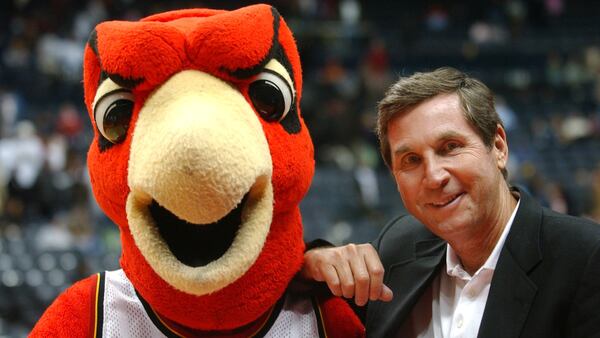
[1,0,599,335]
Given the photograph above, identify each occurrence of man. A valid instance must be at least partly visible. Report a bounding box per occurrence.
[302,67,600,337]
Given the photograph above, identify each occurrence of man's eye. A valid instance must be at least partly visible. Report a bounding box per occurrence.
[444,142,460,152]
[402,154,420,167]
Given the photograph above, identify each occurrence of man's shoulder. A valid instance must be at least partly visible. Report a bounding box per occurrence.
[540,207,600,249]
[512,189,600,254]
[542,206,600,229]
[373,214,441,263]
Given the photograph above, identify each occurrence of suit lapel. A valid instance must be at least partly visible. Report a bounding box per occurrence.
[477,189,543,338]
[367,238,445,338]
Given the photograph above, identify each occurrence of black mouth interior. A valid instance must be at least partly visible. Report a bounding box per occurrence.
[149,195,247,267]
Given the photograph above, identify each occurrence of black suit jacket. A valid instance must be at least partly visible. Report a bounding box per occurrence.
[365,190,600,338]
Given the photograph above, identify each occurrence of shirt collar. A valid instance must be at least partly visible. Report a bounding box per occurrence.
[446,197,521,278]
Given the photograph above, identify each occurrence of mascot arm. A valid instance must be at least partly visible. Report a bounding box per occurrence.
[30,274,98,338]
[304,241,366,337]
[319,295,366,338]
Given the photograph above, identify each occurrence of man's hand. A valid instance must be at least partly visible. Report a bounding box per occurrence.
[301,244,393,306]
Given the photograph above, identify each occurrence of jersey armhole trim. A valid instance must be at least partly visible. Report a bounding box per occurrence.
[135,289,185,338]
[249,294,286,338]
[94,272,106,338]
[312,296,328,338]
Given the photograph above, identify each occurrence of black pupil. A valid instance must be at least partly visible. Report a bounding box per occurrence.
[104,99,133,143]
[249,80,285,121]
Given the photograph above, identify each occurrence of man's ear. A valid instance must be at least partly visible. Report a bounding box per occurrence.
[493,124,509,170]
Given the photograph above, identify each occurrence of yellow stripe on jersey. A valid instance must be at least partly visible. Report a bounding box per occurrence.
[94,273,101,338]
[314,300,329,338]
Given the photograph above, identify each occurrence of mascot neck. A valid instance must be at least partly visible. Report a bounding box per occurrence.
[146,289,286,338]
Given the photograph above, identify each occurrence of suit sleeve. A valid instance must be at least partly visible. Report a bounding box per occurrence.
[567,240,600,338]
[30,274,99,338]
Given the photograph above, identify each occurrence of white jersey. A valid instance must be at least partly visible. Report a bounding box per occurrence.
[93,270,327,338]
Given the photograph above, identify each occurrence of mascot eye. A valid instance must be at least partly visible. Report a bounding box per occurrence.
[249,70,294,122]
[94,89,134,144]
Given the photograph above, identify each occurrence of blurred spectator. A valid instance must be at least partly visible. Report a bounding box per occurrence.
[560,111,593,143]
[563,55,587,88]
[505,0,527,36]
[469,21,508,45]
[36,34,83,83]
[2,121,45,221]
[545,51,563,87]
[495,96,518,133]
[55,103,83,139]
[34,217,76,252]
[544,181,569,214]
[339,0,360,26]
[72,0,108,42]
[3,37,32,71]
[0,90,21,138]
[530,115,559,148]
[360,38,393,108]
[425,5,449,32]
[545,0,564,17]
[583,46,600,75]
[352,140,380,210]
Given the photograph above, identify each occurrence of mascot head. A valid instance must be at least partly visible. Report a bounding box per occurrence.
[83,4,314,330]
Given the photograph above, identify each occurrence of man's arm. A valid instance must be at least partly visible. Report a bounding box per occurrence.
[301,243,393,306]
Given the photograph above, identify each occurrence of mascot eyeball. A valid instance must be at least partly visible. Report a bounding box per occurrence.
[31,4,364,338]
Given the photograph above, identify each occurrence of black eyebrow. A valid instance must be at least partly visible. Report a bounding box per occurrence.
[106,73,143,89]
[97,71,143,90]
[88,29,99,56]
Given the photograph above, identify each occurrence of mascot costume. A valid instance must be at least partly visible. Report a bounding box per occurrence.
[31,4,364,337]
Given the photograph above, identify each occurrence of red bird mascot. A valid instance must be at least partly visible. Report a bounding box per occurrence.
[31,4,364,338]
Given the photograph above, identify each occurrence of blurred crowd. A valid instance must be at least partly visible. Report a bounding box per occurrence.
[1,0,600,335]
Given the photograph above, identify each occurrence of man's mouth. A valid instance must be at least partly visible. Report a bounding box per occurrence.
[149,194,248,267]
[428,193,464,208]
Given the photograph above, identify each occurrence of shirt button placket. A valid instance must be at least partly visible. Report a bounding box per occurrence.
[457,317,464,329]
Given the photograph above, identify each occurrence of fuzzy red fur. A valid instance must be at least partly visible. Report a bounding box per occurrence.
[30,274,97,337]
[320,296,366,338]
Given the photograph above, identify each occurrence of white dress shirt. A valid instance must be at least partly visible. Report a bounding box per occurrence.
[398,198,521,338]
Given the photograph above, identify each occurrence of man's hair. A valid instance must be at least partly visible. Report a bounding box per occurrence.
[376,67,507,178]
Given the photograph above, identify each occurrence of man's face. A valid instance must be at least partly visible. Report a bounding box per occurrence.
[388,93,508,241]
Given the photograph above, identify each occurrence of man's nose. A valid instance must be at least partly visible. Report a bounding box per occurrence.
[423,156,450,189]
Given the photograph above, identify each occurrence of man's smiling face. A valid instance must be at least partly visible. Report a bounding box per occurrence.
[388,92,508,241]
